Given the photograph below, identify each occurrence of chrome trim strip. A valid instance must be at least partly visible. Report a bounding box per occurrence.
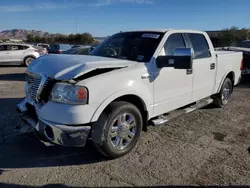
[36,74,48,102]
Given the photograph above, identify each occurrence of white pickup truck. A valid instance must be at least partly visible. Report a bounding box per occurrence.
[17,29,242,159]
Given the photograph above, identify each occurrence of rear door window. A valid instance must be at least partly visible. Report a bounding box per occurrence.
[187,33,211,59]
[10,45,28,50]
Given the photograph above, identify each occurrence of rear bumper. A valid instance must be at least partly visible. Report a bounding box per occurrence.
[17,98,91,147]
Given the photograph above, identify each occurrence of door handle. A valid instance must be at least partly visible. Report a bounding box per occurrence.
[141,73,151,79]
[210,63,215,70]
[5,53,10,54]
[186,69,192,75]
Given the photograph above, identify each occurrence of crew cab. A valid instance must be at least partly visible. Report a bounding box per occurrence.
[17,29,242,159]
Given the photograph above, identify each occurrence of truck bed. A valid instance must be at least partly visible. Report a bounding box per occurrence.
[213,50,242,92]
[215,47,250,70]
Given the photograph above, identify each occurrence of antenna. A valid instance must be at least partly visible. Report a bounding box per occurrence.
[75,16,78,34]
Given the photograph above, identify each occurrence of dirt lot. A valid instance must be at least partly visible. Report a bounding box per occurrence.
[0,67,250,187]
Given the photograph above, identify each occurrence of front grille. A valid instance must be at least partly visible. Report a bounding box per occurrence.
[25,72,53,102]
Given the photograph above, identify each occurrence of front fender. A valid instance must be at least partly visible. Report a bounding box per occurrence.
[90,89,153,122]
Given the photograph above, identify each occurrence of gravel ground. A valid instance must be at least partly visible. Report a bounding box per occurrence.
[0,67,250,187]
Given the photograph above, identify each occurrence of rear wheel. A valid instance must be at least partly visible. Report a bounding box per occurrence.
[212,78,233,108]
[91,101,143,159]
[24,57,35,67]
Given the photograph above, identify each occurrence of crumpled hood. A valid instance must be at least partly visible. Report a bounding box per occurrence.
[27,54,137,80]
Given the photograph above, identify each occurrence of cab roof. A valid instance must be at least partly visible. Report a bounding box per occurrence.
[122,29,206,34]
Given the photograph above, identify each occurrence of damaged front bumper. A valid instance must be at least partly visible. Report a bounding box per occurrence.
[16,97,91,147]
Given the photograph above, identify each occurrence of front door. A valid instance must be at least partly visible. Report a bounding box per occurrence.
[185,33,216,102]
[152,32,193,117]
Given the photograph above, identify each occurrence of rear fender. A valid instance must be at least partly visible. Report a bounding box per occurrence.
[217,71,235,93]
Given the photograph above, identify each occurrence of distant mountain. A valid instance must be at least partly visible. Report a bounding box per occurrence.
[0,29,106,41]
[0,29,64,40]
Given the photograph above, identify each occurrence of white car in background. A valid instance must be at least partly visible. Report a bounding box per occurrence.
[0,43,40,66]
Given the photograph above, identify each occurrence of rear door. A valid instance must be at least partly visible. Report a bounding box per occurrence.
[10,45,29,63]
[185,33,217,101]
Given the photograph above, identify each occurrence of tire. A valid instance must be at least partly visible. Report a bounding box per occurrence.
[212,78,233,108]
[24,57,35,67]
[91,101,143,159]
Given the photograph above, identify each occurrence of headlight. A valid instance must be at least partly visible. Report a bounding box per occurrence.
[50,83,88,105]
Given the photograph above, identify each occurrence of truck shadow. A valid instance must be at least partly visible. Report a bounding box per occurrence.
[0,98,106,170]
[0,73,26,81]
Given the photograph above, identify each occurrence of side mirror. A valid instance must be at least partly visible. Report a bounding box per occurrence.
[156,48,194,69]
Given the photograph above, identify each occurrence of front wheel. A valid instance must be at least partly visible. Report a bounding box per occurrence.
[91,101,143,159]
[212,78,233,108]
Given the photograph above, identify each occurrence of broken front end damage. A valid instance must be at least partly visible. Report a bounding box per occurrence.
[69,67,124,82]
[17,62,128,147]
[16,97,91,147]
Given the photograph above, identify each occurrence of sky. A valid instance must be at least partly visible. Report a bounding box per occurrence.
[0,0,250,37]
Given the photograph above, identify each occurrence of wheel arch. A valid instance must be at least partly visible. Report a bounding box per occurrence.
[23,55,36,65]
[90,91,151,131]
[217,71,235,93]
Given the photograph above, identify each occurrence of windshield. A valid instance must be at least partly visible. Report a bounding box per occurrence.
[89,31,164,62]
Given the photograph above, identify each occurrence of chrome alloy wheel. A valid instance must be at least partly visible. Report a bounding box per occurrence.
[109,113,137,150]
[221,82,231,104]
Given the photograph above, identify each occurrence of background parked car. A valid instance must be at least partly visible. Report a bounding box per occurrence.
[238,40,250,48]
[35,43,50,50]
[62,46,92,55]
[0,43,40,66]
[34,46,48,56]
[48,44,72,54]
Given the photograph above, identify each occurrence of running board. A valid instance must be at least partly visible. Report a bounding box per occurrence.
[151,98,213,126]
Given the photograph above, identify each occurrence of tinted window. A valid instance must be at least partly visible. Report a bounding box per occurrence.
[187,33,211,59]
[22,45,29,49]
[59,44,72,51]
[10,45,28,50]
[49,44,59,50]
[90,32,164,62]
[0,45,7,51]
[164,33,186,55]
